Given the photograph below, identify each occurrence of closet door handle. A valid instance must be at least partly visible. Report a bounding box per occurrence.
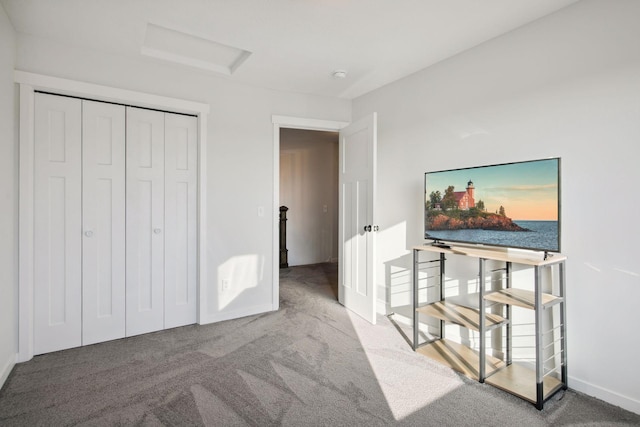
[153,228,162,234]
[84,230,94,238]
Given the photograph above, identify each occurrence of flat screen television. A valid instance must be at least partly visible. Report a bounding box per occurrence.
[424,158,561,253]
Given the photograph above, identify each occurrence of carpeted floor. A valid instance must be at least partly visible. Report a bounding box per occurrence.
[1,263,638,426]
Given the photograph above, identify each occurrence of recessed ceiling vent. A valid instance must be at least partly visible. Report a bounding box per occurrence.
[141,23,251,75]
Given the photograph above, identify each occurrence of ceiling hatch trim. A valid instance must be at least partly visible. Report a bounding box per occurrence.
[141,23,252,75]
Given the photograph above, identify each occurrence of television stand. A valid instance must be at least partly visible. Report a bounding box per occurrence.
[411,244,567,410]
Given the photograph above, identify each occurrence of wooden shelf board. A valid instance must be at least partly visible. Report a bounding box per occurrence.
[414,244,566,266]
[485,363,564,404]
[416,339,505,381]
[445,293,499,310]
[416,301,505,331]
[484,288,560,310]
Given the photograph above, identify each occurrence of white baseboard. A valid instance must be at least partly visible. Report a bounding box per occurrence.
[570,375,640,415]
[198,303,275,325]
[0,354,15,391]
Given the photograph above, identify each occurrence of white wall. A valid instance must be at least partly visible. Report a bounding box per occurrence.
[353,0,640,414]
[0,4,17,390]
[14,33,350,324]
[280,128,338,266]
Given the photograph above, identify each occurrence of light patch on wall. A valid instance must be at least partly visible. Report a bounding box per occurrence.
[613,267,639,277]
[217,254,264,310]
[583,262,602,273]
[141,23,251,75]
[378,221,410,311]
[438,115,491,141]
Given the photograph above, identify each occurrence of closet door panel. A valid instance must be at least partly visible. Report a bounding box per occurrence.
[33,93,82,355]
[164,114,198,328]
[126,107,165,336]
[82,100,126,345]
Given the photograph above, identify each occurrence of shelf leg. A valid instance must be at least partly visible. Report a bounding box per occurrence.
[479,258,486,383]
[506,262,512,366]
[559,261,568,388]
[412,249,419,350]
[536,382,544,410]
[440,253,445,341]
[534,265,544,409]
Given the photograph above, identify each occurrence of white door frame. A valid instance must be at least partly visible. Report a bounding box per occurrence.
[16,71,210,362]
[271,115,349,309]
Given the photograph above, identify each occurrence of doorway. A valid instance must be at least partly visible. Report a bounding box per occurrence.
[280,128,339,267]
[270,116,348,310]
[279,128,339,300]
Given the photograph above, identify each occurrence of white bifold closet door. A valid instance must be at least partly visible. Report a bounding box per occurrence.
[34,93,83,355]
[163,113,198,329]
[126,107,198,337]
[82,100,126,346]
[126,107,166,336]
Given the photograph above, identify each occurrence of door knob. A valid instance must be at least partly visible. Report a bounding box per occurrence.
[153,228,162,234]
[84,230,93,237]
[364,225,372,232]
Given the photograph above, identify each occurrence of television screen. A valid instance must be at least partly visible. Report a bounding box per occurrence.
[424,158,561,253]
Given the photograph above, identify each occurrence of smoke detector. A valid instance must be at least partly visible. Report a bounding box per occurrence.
[331,69,348,79]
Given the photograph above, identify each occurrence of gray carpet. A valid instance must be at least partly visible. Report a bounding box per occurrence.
[1,263,638,426]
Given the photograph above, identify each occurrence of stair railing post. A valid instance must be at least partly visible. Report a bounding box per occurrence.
[279,206,289,268]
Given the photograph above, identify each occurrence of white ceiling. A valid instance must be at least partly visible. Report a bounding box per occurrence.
[1,0,579,99]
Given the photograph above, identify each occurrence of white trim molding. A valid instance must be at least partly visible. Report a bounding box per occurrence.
[0,354,15,390]
[14,71,209,115]
[15,71,210,362]
[570,375,640,415]
[271,115,349,310]
[200,303,275,325]
[18,83,35,362]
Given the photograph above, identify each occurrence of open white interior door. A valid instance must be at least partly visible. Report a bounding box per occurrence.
[338,113,377,324]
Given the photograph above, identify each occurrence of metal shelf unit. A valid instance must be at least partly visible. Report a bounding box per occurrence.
[412,244,567,410]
